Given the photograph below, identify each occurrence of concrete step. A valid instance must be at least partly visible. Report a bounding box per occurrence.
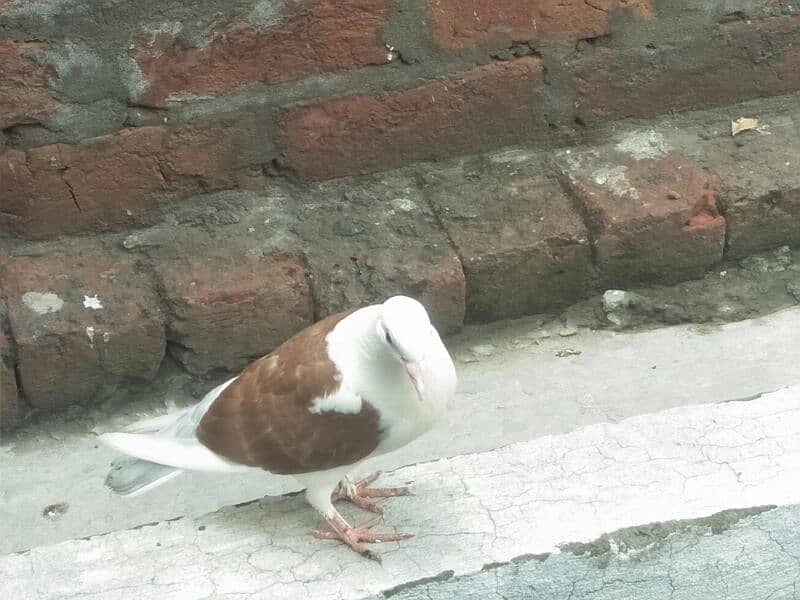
[3,385,800,599]
[3,307,800,556]
[383,505,800,600]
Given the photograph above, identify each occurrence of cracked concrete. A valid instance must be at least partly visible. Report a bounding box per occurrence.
[3,307,800,556]
[3,304,800,598]
[3,385,800,599]
[381,505,800,599]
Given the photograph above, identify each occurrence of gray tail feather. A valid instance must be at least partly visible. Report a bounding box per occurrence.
[106,455,182,496]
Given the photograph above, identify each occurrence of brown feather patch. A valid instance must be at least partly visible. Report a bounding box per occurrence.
[196,310,382,474]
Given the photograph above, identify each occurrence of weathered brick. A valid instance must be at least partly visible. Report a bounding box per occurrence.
[575,15,800,125]
[277,57,545,179]
[428,0,653,49]
[428,151,592,321]
[0,41,56,129]
[0,328,18,432]
[711,125,800,258]
[294,173,466,334]
[146,218,314,375]
[134,0,392,107]
[1,118,267,239]
[0,247,166,409]
[557,146,725,286]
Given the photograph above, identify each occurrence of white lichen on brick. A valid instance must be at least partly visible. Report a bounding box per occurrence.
[83,295,103,310]
[593,165,640,199]
[614,130,670,160]
[22,292,64,315]
[248,0,288,27]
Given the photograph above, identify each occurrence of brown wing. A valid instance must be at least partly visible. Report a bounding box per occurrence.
[196,310,382,475]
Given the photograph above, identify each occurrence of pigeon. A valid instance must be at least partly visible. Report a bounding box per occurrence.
[100,295,457,561]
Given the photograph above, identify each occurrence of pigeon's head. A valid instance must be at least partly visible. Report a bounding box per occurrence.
[377,296,435,400]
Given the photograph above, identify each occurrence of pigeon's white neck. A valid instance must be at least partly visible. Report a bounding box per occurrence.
[326,305,450,453]
[327,305,405,387]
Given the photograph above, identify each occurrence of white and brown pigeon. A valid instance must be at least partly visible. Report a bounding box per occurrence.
[100,295,457,561]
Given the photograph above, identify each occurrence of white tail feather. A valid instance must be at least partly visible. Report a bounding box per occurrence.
[105,455,184,496]
[99,432,251,473]
[101,376,245,496]
[123,413,182,433]
[123,469,184,497]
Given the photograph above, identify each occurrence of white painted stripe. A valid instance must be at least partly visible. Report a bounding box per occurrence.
[4,386,800,599]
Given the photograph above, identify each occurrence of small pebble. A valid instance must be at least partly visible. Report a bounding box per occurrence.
[42,502,69,520]
[556,348,582,357]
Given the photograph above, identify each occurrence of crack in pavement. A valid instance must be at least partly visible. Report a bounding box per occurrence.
[4,387,800,598]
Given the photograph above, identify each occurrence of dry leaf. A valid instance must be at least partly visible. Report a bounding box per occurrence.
[731,117,758,136]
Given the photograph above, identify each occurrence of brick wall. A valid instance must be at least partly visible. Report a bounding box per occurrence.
[2,1,798,239]
[1,0,799,429]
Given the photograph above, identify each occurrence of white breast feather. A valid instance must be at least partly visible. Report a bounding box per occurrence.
[308,388,363,414]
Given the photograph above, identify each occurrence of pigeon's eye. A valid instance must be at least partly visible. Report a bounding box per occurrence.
[385,331,394,346]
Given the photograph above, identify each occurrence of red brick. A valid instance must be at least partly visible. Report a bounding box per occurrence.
[1,119,259,239]
[711,127,800,258]
[576,16,800,125]
[0,328,18,432]
[147,225,314,375]
[557,148,725,286]
[428,0,653,49]
[428,152,592,321]
[294,174,466,333]
[0,247,166,409]
[278,57,545,179]
[0,41,56,129]
[134,0,392,107]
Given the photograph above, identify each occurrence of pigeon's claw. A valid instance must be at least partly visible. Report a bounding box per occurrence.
[332,471,412,514]
[337,490,384,514]
[313,514,413,563]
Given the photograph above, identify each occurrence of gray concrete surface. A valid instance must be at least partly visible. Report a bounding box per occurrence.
[379,505,800,600]
[3,385,800,599]
[3,307,800,555]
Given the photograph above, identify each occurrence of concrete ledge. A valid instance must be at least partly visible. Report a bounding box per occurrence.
[4,307,800,556]
[3,386,800,599]
[382,505,799,600]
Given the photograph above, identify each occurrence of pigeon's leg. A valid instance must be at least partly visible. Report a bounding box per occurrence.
[306,479,412,562]
[332,471,411,514]
[312,513,412,563]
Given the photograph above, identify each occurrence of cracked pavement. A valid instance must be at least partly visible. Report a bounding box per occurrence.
[2,309,800,598]
[383,505,800,600]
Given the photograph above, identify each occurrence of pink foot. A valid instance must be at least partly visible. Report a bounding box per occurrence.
[332,471,412,514]
[313,514,413,563]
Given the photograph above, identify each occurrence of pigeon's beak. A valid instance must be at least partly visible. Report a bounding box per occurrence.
[404,360,424,401]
